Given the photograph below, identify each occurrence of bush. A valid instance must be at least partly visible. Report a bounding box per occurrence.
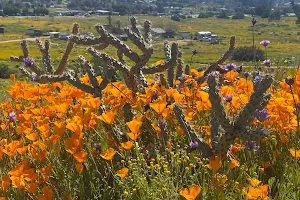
[231,46,264,61]
[0,65,10,79]
[217,10,229,19]
[198,12,209,18]
[171,15,180,22]
[232,12,245,19]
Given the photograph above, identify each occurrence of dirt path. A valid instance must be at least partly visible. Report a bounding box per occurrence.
[0,36,50,44]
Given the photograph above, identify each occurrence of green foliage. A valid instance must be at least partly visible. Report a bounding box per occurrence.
[217,10,229,19]
[171,15,181,22]
[3,6,20,16]
[232,46,265,61]
[232,12,245,20]
[34,7,49,16]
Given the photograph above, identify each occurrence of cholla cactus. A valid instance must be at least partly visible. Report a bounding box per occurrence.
[174,73,272,157]
[10,18,180,146]
[11,17,178,94]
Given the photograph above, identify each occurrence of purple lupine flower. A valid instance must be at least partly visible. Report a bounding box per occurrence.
[152,90,159,101]
[252,18,257,26]
[159,120,166,131]
[243,72,250,79]
[285,77,295,86]
[260,40,270,47]
[223,94,233,102]
[95,143,101,151]
[253,74,262,86]
[269,67,275,73]
[246,141,260,150]
[189,141,199,149]
[254,108,270,121]
[263,59,271,67]
[178,75,187,83]
[9,111,16,122]
[282,70,287,74]
[23,56,35,66]
[225,63,237,71]
[210,71,220,77]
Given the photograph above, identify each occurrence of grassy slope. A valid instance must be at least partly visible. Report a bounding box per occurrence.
[0,15,300,77]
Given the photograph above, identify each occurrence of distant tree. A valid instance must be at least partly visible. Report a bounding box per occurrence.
[291,0,300,24]
[171,15,181,21]
[34,7,49,16]
[232,12,245,19]
[268,8,281,21]
[198,12,209,18]
[22,8,29,16]
[255,5,271,18]
[3,6,20,16]
[217,10,229,19]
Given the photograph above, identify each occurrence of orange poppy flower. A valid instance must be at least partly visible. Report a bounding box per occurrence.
[126,119,142,134]
[76,163,84,173]
[248,178,261,187]
[261,161,271,169]
[64,137,80,154]
[224,71,239,82]
[97,111,115,125]
[180,184,201,200]
[290,148,300,158]
[1,176,10,190]
[73,151,88,163]
[229,159,239,169]
[116,167,129,179]
[207,154,222,173]
[25,182,38,193]
[100,148,116,161]
[120,141,134,150]
[10,74,15,81]
[37,186,53,200]
[150,100,167,114]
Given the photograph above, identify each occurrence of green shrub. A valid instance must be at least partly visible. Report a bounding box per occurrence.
[232,46,264,61]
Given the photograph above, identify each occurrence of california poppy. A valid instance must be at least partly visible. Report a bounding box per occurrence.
[100,148,116,161]
[97,111,115,125]
[180,184,201,200]
[116,167,129,179]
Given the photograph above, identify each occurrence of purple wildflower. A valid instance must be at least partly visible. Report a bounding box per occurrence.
[246,141,260,150]
[285,77,295,86]
[254,108,270,121]
[260,40,270,47]
[23,56,35,66]
[282,70,287,74]
[178,75,187,83]
[225,63,237,71]
[95,143,101,151]
[269,68,275,73]
[159,120,166,131]
[243,72,250,78]
[252,18,257,26]
[223,94,233,102]
[152,91,159,101]
[9,111,16,122]
[189,141,199,149]
[210,71,220,77]
[263,59,271,67]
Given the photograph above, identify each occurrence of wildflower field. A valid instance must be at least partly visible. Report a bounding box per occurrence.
[2,16,300,200]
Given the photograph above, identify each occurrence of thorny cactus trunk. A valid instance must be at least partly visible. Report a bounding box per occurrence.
[174,74,272,157]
